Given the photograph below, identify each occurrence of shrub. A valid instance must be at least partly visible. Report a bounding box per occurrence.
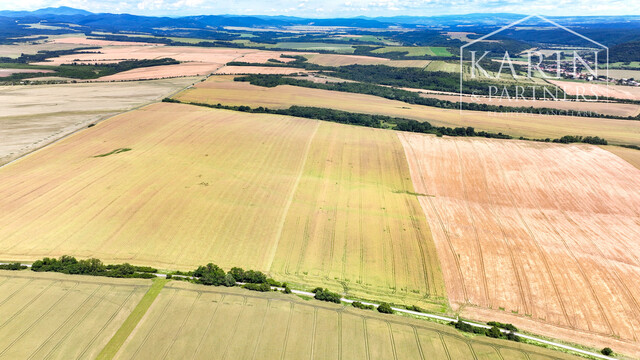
[224,273,236,287]
[165,274,172,279]
[377,303,393,314]
[486,326,503,338]
[0,263,27,270]
[352,301,375,310]
[242,283,271,292]
[405,305,423,312]
[487,321,518,332]
[313,288,342,304]
[601,347,613,356]
[194,263,226,286]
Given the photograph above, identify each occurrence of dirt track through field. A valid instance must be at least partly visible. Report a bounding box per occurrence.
[399,133,640,354]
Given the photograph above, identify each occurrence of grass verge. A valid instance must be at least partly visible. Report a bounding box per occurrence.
[96,278,169,360]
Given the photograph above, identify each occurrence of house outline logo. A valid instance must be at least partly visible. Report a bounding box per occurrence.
[458,14,609,112]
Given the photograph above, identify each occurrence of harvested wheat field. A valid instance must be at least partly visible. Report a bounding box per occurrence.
[426,93,640,118]
[549,79,640,101]
[270,121,445,307]
[602,145,640,170]
[399,133,640,356]
[175,76,640,146]
[0,270,149,360]
[50,36,165,47]
[0,102,444,307]
[114,281,581,360]
[304,53,429,67]
[0,77,199,165]
[214,65,309,75]
[98,62,223,81]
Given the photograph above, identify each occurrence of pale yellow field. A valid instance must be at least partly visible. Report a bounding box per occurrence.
[175,76,640,146]
[0,102,444,306]
[214,65,309,75]
[549,79,640,101]
[602,145,640,170]
[0,270,149,360]
[270,121,445,306]
[400,133,640,356]
[0,77,200,165]
[115,281,582,360]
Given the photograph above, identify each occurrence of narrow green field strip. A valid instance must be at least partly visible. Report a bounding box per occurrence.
[96,278,168,360]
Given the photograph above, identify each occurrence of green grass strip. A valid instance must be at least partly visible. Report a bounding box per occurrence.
[96,278,169,360]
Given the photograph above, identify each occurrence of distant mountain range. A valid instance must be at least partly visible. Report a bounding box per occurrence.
[2,6,640,29]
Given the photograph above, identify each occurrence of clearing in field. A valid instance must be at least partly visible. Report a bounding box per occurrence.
[114,281,582,360]
[399,133,640,356]
[0,102,444,307]
[0,77,200,165]
[174,76,640,145]
[0,270,149,360]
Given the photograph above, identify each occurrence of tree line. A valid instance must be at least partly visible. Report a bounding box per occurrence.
[30,255,157,278]
[235,74,628,120]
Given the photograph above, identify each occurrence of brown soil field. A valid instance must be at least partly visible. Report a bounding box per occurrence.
[175,76,640,146]
[602,145,640,170]
[0,68,55,77]
[399,133,640,356]
[549,79,640,101]
[0,77,199,165]
[114,280,582,360]
[305,53,430,67]
[426,93,640,117]
[98,63,223,81]
[214,65,309,75]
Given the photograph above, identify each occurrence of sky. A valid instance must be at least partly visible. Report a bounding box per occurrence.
[0,0,638,17]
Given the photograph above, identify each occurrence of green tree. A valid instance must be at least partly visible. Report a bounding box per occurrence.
[377,303,393,314]
[601,347,613,356]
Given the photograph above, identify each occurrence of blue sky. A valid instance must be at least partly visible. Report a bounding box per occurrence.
[0,0,637,17]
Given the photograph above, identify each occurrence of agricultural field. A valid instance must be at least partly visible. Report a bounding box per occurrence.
[425,93,640,117]
[0,270,149,360]
[603,69,640,80]
[269,121,445,307]
[0,41,81,59]
[0,77,199,165]
[425,60,459,72]
[371,46,453,57]
[29,38,304,80]
[0,102,444,307]
[273,42,356,52]
[399,133,640,356]
[601,145,640,170]
[214,65,309,75]
[304,53,429,67]
[549,79,640,101]
[114,281,582,360]
[175,76,640,145]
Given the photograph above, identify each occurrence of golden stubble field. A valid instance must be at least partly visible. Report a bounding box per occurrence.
[0,77,200,166]
[113,280,583,360]
[399,133,640,356]
[0,270,149,359]
[175,76,640,146]
[0,102,444,307]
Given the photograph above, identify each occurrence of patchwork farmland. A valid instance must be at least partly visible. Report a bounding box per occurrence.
[174,76,640,146]
[0,270,149,360]
[399,133,640,355]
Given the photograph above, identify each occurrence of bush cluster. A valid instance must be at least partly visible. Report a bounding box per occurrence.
[0,263,27,270]
[352,301,375,310]
[377,303,394,314]
[30,256,155,278]
[487,321,518,332]
[312,287,342,303]
[453,320,520,342]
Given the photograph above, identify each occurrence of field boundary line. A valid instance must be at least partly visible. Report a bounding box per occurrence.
[96,278,169,360]
[265,119,320,272]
